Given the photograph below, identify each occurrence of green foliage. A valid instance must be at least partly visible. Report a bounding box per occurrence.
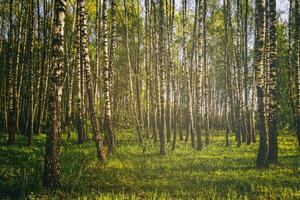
[276,23,295,130]
[0,130,299,199]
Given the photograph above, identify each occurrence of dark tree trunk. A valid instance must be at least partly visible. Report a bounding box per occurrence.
[268,0,278,163]
[255,0,268,168]
[159,0,166,155]
[42,0,66,188]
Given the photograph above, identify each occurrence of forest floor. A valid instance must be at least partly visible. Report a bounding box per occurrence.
[0,129,300,199]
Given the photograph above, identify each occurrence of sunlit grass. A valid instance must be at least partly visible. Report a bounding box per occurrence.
[0,129,299,199]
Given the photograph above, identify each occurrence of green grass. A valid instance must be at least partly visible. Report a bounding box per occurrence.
[0,129,299,199]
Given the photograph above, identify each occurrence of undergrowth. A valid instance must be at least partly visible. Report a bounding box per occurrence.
[0,129,299,199]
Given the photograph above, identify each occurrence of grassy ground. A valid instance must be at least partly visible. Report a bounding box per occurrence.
[0,129,299,199]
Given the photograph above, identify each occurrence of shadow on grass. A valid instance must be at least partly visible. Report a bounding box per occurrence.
[0,132,300,199]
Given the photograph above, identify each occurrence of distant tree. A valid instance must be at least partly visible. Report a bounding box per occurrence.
[295,0,300,151]
[35,0,50,136]
[159,0,166,155]
[27,0,34,145]
[203,0,209,146]
[244,0,251,145]
[166,0,172,143]
[124,0,143,143]
[76,0,85,144]
[223,0,230,147]
[7,0,16,145]
[182,0,190,144]
[196,0,203,151]
[102,0,115,153]
[78,0,106,162]
[151,0,159,144]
